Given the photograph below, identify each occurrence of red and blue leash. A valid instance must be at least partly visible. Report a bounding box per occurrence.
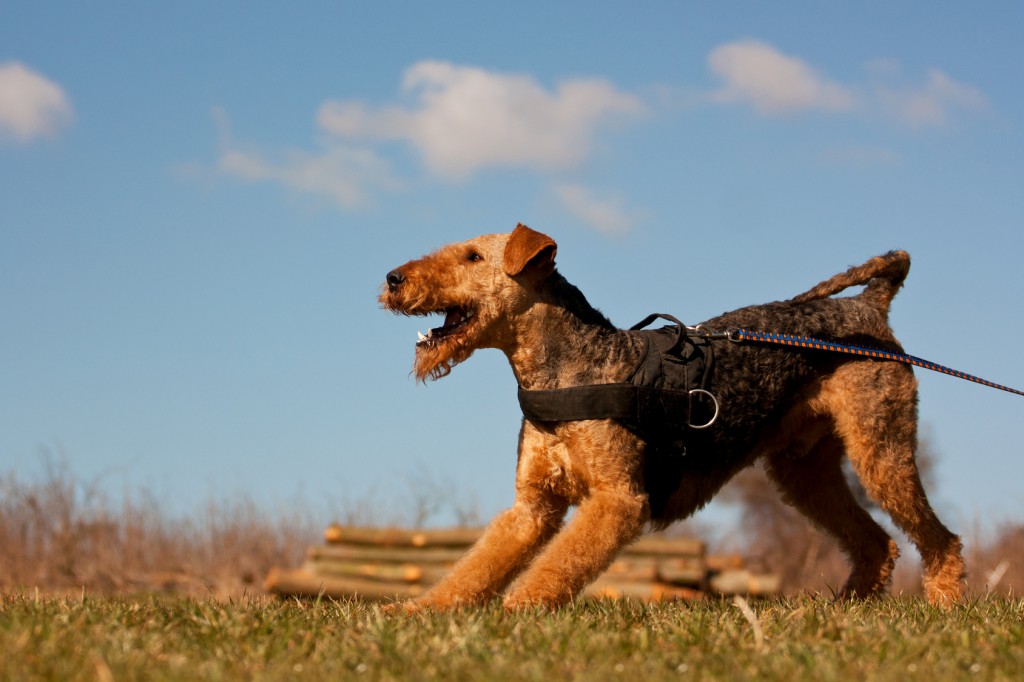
[690,326,1024,398]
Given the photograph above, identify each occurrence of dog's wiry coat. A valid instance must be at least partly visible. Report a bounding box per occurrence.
[380,225,965,610]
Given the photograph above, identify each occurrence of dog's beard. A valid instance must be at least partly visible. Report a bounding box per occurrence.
[414,336,477,381]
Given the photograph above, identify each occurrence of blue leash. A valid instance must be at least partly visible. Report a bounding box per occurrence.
[689,326,1024,398]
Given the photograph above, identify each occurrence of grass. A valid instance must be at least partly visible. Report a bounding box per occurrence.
[3,457,1023,679]
[1,593,1021,681]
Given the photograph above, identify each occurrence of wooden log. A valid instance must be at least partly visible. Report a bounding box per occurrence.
[601,557,659,583]
[706,553,745,572]
[323,525,482,548]
[302,560,427,584]
[708,569,781,596]
[622,535,705,557]
[747,573,782,595]
[586,579,704,602]
[322,526,705,556]
[265,567,423,601]
[303,559,454,585]
[709,569,751,595]
[303,556,702,588]
[656,557,707,586]
[307,544,466,565]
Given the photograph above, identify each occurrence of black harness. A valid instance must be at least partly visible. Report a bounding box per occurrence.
[517,314,719,454]
[516,308,1024,520]
[517,314,722,518]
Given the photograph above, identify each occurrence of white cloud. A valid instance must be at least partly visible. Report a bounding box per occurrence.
[873,68,988,129]
[0,62,73,143]
[707,40,855,115]
[317,60,644,180]
[218,145,398,209]
[212,108,398,209]
[704,40,988,129]
[553,183,640,236]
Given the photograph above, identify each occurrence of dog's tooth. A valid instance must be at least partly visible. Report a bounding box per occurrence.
[417,331,427,341]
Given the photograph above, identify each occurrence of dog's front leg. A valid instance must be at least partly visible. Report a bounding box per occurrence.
[502,488,648,609]
[393,489,567,612]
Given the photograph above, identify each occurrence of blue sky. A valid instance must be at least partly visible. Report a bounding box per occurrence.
[3,3,1022,536]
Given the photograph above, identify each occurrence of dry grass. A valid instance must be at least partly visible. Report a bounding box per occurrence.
[0,457,320,598]
[1,455,1020,600]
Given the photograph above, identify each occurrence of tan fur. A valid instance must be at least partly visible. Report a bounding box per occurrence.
[380,225,965,610]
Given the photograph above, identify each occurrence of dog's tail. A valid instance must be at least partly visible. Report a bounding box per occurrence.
[789,250,910,312]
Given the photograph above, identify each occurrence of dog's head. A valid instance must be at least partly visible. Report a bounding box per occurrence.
[380,224,557,381]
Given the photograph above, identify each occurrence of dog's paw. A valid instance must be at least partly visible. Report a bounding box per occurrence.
[380,600,422,615]
[502,592,559,611]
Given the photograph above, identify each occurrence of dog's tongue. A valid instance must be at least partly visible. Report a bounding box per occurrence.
[444,309,464,328]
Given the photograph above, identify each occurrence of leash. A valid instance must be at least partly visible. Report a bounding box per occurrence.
[686,325,1024,398]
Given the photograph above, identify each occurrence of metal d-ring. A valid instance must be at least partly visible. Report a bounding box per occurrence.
[687,389,720,429]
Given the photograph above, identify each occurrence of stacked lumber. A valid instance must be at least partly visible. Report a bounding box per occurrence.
[265,526,779,602]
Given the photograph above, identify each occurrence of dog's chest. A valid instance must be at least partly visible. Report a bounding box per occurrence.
[523,421,645,504]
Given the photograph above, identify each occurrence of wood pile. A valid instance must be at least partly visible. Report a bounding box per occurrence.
[265,525,780,602]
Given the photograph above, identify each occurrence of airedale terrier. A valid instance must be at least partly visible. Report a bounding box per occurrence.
[380,224,965,609]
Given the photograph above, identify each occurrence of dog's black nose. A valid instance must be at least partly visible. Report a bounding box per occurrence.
[386,270,405,290]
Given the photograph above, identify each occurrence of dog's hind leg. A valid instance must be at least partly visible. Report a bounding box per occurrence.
[765,432,899,599]
[817,362,966,606]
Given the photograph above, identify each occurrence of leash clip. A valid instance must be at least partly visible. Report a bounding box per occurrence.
[686,324,733,341]
[686,324,745,344]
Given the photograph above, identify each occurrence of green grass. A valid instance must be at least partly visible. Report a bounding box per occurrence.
[1,593,1021,681]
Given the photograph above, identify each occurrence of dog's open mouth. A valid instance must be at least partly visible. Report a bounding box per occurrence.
[416,306,476,347]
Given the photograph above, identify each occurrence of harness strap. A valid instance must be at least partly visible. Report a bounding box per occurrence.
[728,329,1024,398]
[518,383,709,421]
[518,383,640,423]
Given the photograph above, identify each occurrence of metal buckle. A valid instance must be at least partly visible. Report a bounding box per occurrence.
[687,389,719,429]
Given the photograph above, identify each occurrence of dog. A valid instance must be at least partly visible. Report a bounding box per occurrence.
[379,224,965,609]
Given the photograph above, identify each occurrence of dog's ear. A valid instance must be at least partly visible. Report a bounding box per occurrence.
[503,224,557,277]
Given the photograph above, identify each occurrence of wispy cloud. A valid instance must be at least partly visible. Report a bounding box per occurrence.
[213,108,399,209]
[870,66,988,129]
[317,60,644,180]
[553,183,642,236]
[704,40,988,128]
[0,62,73,143]
[706,40,855,115]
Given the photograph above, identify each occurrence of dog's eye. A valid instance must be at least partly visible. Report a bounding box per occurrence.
[467,251,483,263]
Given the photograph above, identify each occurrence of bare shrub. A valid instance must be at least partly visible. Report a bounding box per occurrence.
[965,521,1023,597]
[714,462,852,595]
[0,455,319,598]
